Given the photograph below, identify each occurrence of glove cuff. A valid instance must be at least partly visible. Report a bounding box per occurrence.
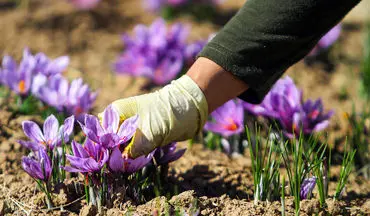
[172,75,209,133]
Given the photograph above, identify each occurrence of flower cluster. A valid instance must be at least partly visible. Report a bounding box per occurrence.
[66,0,101,10]
[20,106,186,208]
[308,24,341,57]
[0,48,96,118]
[20,114,75,208]
[66,105,185,174]
[243,76,334,137]
[20,115,75,151]
[143,0,224,12]
[114,18,209,86]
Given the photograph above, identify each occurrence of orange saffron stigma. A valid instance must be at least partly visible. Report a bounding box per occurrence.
[224,118,238,131]
[18,80,26,93]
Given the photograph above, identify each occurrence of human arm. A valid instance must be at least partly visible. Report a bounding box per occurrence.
[109,0,361,157]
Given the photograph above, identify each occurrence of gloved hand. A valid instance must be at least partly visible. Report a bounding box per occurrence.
[108,75,208,158]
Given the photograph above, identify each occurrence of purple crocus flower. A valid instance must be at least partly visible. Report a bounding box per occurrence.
[20,115,75,151]
[243,76,302,119]
[243,76,333,137]
[109,147,154,173]
[66,78,98,118]
[308,24,341,56]
[79,105,138,149]
[114,18,188,85]
[37,75,69,111]
[204,99,244,137]
[66,0,101,10]
[0,48,71,97]
[288,99,335,136]
[154,143,186,165]
[37,76,97,118]
[63,140,109,173]
[300,176,317,199]
[1,49,36,95]
[33,52,69,77]
[22,149,52,181]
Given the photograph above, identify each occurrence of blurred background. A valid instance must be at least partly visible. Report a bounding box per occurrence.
[0,0,369,136]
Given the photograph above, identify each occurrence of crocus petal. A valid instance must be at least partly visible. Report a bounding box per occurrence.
[38,149,52,180]
[46,56,69,75]
[43,115,59,146]
[71,140,89,158]
[124,151,154,173]
[312,120,330,132]
[78,121,100,143]
[18,140,42,151]
[102,105,119,133]
[158,148,186,164]
[22,156,44,180]
[62,115,75,142]
[22,121,45,143]
[62,166,85,173]
[31,73,48,95]
[300,177,317,199]
[2,56,17,71]
[66,155,100,173]
[117,115,139,143]
[99,133,120,149]
[109,147,124,172]
[204,123,236,137]
[82,114,104,142]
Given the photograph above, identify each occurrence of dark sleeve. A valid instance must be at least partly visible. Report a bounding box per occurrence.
[198,0,361,104]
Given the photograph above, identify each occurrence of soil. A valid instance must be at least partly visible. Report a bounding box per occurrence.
[0,0,370,215]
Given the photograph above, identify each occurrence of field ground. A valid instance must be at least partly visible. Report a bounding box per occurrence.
[0,0,370,215]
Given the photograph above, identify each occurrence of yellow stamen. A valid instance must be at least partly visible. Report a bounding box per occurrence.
[123,132,136,157]
[342,112,349,120]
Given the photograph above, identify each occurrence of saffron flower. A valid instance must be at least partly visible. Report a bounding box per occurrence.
[114,18,188,85]
[20,115,75,151]
[1,49,35,95]
[22,149,52,181]
[63,140,109,173]
[204,99,244,137]
[36,75,69,111]
[243,76,302,119]
[0,48,70,96]
[109,147,154,173]
[243,76,333,137]
[154,143,186,165]
[79,105,138,149]
[37,76,97,117]
[66,0,101,10]
[308,24,341,56]
[300,177,317,200]
[294,99,334,135]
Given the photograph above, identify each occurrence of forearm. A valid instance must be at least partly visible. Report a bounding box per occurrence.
[199,0,361,104]
[186,57,248,113]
